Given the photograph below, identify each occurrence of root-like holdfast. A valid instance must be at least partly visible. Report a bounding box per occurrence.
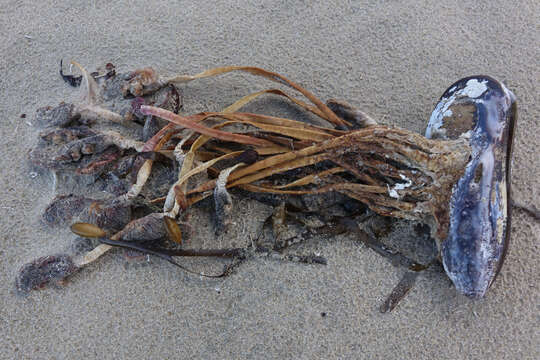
[17,62,518,309]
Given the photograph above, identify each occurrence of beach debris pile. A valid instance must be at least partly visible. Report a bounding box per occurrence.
[16,62,517,312]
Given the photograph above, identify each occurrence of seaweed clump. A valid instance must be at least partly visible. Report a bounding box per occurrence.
[17,62,520,312]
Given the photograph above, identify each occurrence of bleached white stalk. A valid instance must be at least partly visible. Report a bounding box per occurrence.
[164,131,195,216]
[101,130,145,152]
[71,61,138,128]
[214,163,244,232]
[74,244,113,267]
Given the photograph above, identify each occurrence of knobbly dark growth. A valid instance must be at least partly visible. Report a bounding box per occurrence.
[16,255,78,295]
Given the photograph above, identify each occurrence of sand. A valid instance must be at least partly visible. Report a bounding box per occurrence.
[1,1,539,359]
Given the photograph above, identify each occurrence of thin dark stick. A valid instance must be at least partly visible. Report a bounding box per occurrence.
[98,238,327,278]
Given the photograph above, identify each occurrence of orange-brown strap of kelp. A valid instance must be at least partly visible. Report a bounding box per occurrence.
[274,167,346,189]
[185,139,334,196]
[238,182,387,195]
[219,88,346,141]
[145,85,342,166]
[224,130,368,184]
[166,89,281,213]
[214,87,337,129]
[213,112,339,133]
[131,123,178,193]
[340,189,417,213]
[164,216,183,244]
[173,185,189,211]
[140,106,274,147]
[166,66,350,128]
[175,151,244,190]
[216,111,345,135]
[182,127,425,200]
[142,107,341,146]
[221,88,331,123]
[143,123,177,152]
[203,118,333,142]
[227,153,333,187]
[169,92,337,203]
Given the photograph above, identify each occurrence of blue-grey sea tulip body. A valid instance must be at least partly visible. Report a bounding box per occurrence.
[426,76,516,298]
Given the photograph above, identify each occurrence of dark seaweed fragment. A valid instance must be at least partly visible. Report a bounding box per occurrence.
[59,59,82,87]
[380,271,419,313]
[233,149,258,165]
[54,135,116,163]
[142,114,161,141]
[326,98,376,129]
[105,63,116,79]
[76,146,123,175]
[34,102,77,128]
[97,237,237,278]
[115,213,167,242]
[43,194,93,226]
[98,173,130,196]
[15,255,78,295]
[81,199,132,232]
[169,85,182,114]
[40,126,95,145]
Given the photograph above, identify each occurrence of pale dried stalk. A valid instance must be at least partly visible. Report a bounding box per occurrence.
[70,61,138,128]
[75,244,112,267]
[163,131,196,215]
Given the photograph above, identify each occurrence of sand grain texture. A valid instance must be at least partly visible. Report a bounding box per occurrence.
[1,1,539,359]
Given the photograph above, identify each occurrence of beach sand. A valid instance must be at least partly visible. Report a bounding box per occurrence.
[1,1,538,359]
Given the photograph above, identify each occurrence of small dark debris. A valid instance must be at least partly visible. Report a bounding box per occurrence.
[142,113,162,141]
[234,149,258,165]
[15,255,78,295]
[105,63,116,79]
[130,97,146,118]
[59,59,82,87]
[76,146,123,175]
[82,199,132,232]
[380,271,418,313]
[34,102,76,128]
[40,126,95,145]
[99,173,130,196]
[169,85,182,114]
[43,194,93,226]
[414,222,431,237]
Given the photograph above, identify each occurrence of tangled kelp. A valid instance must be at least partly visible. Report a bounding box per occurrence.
[17,62,518,311]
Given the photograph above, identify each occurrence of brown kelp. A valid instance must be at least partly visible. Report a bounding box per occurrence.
[17,62,520,312]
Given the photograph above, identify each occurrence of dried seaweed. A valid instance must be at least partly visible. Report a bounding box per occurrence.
[379,271,419,313]
[19,62,485,312]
